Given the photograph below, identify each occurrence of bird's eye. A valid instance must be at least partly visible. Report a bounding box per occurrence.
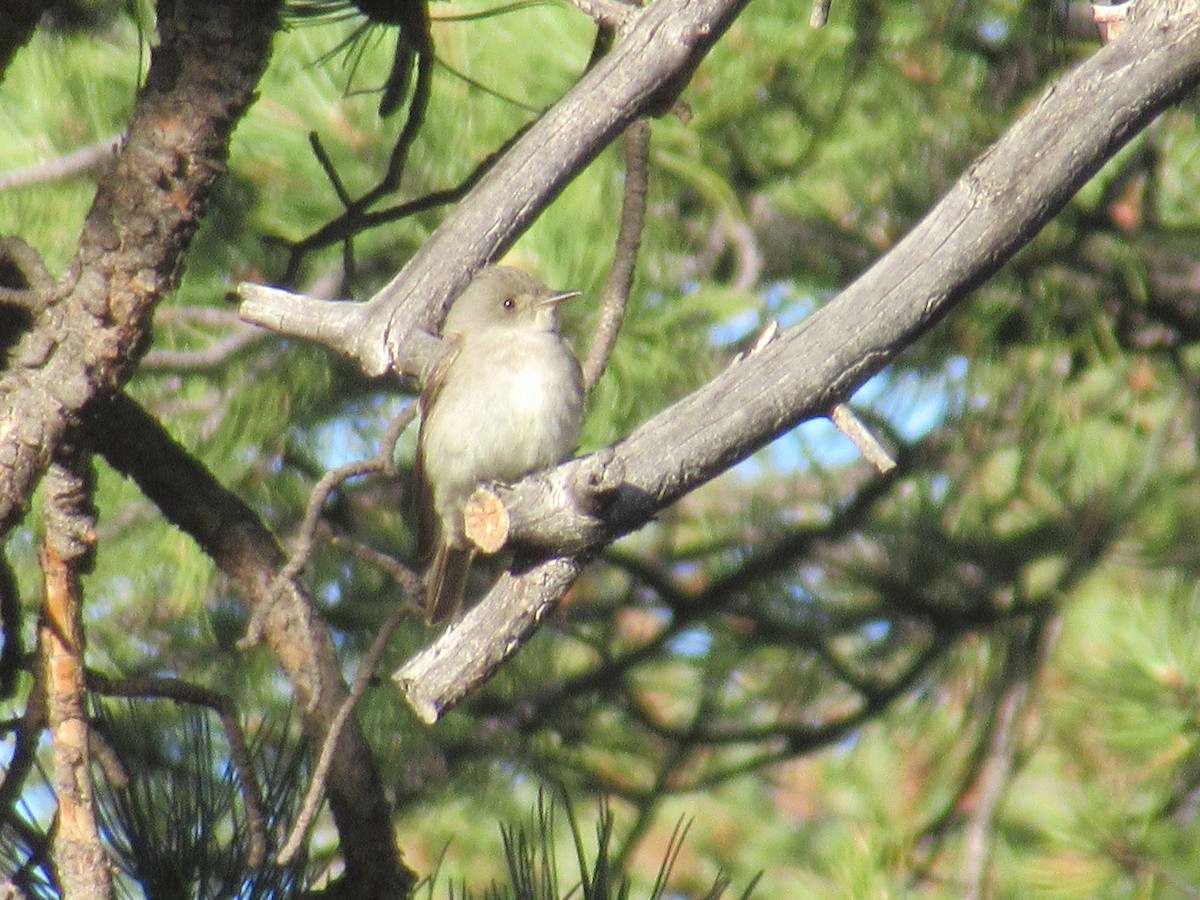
[501,297,516,310]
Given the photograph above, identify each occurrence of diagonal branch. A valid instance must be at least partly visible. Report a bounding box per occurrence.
[0,0,280,540]
[84,392,415,895]
[396,0,1200,720]
[238,0,753,378]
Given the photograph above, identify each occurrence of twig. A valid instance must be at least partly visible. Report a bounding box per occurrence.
[277,594,412,864]
[247,403,418,696]
[961,619,1053,900]
[582,119,650,391]
[87,671,269,868]
[282,41,434,282]
[329,531,423,599]
[274,403,417,587]
[830,403,896,474]
[0,659,46,825]
[0,135,118,191]
[809,0,831,28]
[140,322,269,371]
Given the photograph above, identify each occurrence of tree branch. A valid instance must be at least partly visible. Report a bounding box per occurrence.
[84,393,416,895]
[0,0,280,540]
[39,447,109,900]
[237,0,752,378]
[396,0,1200,720]
[583,118,650,391]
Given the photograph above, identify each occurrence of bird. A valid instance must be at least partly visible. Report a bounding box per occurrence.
[414,266,584,624]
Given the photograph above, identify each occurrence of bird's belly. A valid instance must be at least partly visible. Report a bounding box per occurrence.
[421,340,582,510]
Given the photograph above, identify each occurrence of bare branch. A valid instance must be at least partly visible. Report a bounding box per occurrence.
[0,657,46,836]
[278,596,412,864]
[275,402,417,587]
[830,403,897,474]
[583,119,650,391]
[40,449,109,900]
[0,135,118,192]
[140,321,269,371]
[394,6,1200,720]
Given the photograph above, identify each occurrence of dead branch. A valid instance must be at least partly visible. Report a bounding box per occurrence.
[583,119,650,391]
[395,6,1200,720]
[0,135,118,192]
[40,448,109,900]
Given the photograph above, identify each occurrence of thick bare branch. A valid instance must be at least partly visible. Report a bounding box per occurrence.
[238,0,752,378]
[397,0,1200,720]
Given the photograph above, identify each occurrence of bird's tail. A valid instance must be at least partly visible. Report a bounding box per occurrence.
[423,542,474,625]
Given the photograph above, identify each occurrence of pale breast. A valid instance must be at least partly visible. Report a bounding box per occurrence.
[420,328,583,520]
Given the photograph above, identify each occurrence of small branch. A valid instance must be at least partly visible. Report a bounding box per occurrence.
[830,403,897,474]
[329,531,423,599]
[0,135,118,192]
[961,619,1052,900]
[40,449,110,900]
[809,0,831,28]
[281,38,434,282]
[0,661,46,831]
[395,557,582,723]
[583,119,650,391]
[140,321,269,371]
[277,597,412,864]
[86,671,268,868]
[275,403,417,587]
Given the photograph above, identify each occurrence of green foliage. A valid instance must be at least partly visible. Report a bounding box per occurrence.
[5,0,1200,897]
[421,793,754,900]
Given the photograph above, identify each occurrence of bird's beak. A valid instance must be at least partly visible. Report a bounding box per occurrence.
[540,289,581,308]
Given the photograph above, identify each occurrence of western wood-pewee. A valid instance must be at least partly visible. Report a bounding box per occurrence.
[414,266,584,624]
